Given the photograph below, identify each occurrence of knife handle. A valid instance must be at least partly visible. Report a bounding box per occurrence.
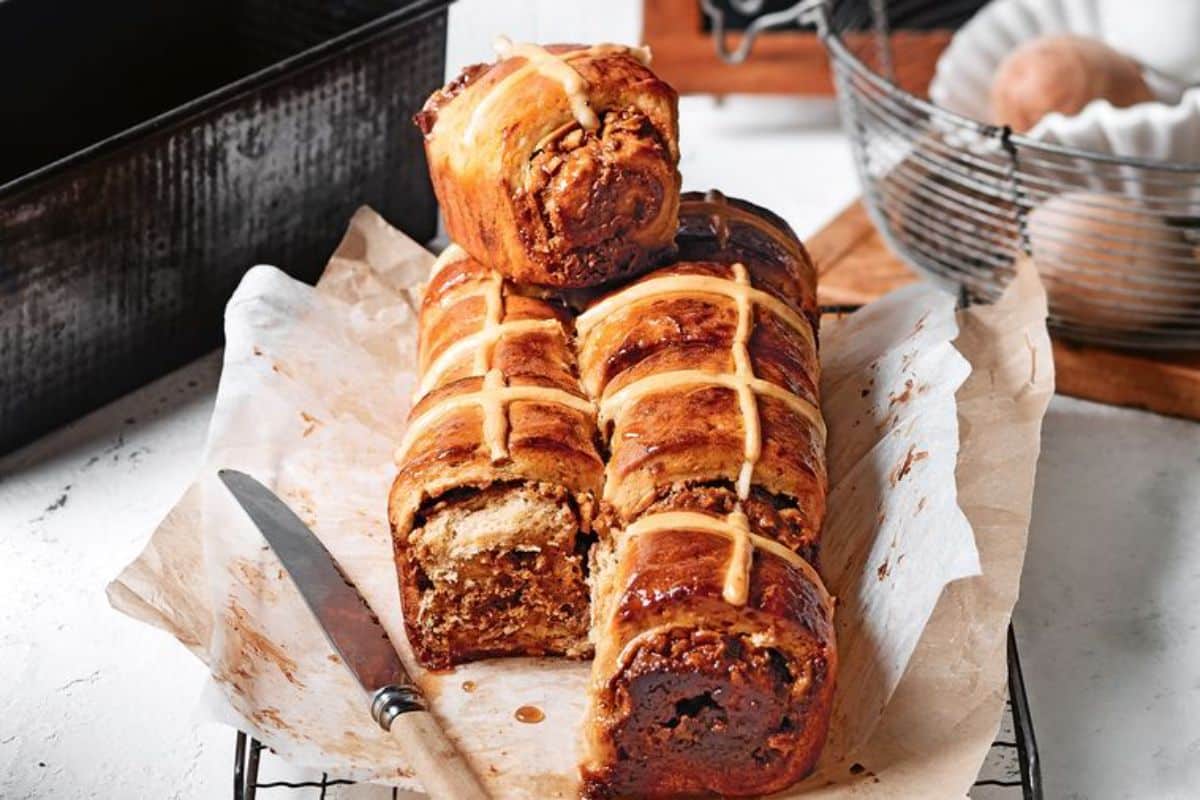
[373,685,490,800]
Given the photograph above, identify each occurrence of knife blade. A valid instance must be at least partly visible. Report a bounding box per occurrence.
[218,469,488,800]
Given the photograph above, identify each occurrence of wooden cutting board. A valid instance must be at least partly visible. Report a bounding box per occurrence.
[810,202,1200,421]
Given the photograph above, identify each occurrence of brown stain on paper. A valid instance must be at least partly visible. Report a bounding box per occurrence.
[230,559,279,603]
[286,486,319,528]
[889,445,929,486]
[223,601,304,688]
[888,379,915,407]
[252,706,290,732]
[249,344,292,379]
[320,728,371,761]
[300,410,324,437]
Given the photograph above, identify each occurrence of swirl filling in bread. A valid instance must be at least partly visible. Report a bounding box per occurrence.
[416,40,681,288]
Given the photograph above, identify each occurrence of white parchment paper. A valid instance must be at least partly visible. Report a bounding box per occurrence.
[109,207,1052,798]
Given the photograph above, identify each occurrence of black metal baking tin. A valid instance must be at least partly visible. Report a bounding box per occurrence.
[0,0,452,453]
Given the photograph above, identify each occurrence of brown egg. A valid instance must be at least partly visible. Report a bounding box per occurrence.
[1027,192,1197,331]
[991,35,1155,132]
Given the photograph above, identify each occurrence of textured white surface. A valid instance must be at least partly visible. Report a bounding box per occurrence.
[0,354,227,799]
[1016,397,1200,800]
[2,1,1198,798]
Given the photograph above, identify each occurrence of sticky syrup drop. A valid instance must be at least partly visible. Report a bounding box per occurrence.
[514,705,545,724]
[461,680,477,693]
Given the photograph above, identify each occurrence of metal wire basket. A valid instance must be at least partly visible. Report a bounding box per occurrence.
[708,0,1200,349]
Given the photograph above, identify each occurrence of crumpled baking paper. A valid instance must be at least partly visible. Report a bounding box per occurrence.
[108,206,1052,798]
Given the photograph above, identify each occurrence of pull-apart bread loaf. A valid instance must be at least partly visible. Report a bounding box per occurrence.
[578,192,836,798]
[415,39,681,288]
[401,49,835,791]
[388,245,603,669]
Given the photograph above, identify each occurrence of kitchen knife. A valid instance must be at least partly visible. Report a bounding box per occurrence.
[217,469,489,800]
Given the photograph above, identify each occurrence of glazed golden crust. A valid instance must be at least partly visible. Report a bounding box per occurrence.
[417,43,681,288]
[388,247,602,668]
[580,192,835,798]
[392,375,602,525]
[418,256,578,389]
[577,194,826,524]
[390,248,604,535]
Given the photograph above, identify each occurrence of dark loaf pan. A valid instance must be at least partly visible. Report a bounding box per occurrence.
[0,0,452,453]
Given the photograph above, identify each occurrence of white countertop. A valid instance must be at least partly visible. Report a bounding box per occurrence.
[1016,402,1200,798]
[3,3,1200,798]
